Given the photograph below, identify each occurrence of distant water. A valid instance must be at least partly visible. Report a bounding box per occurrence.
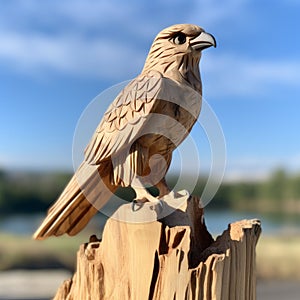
[0,214,44,235]
[0,210,299,236]
[204,210,300,236]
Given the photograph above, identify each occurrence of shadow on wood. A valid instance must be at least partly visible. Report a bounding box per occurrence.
[54,195,261,300]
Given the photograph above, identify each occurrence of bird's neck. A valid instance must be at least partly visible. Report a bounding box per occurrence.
[142,54,202,94]
[177,54,202,94]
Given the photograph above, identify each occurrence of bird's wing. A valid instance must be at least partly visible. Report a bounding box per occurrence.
[84,73,163,164]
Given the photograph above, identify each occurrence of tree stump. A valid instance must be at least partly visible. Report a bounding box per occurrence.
[54,194,261,300]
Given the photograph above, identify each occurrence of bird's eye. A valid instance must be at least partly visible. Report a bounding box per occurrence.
[172,32,186,45]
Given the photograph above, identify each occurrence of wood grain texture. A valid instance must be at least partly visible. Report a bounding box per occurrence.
[53,196,261,300]
[34,24,216,239]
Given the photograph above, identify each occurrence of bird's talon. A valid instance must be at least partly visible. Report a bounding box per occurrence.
[132,199,163,212]
[131,200,144,212]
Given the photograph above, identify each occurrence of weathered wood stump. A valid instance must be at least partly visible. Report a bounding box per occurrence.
[54,194,261,300]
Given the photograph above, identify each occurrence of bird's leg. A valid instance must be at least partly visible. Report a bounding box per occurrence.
[132,186,163,212]
[155,178,172,198]
[131,178,163,212]
[132,177,160,203]
[134,187,160,203]
[155,178,179,200]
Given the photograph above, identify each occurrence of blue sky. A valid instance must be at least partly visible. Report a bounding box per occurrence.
[0,0,300,181]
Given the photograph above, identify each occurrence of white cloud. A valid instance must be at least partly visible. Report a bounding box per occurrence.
[0,1,131,28]
[189,0,250,28]
[2,27,299,95]
[0,31,146,80]
[223,153,300,182]
[1,0,299,98]
[0,0,251,79]
[0,1,150,79]
[202,54,300,98]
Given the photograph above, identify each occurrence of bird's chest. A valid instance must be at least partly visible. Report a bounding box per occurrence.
[138,96,201,154]
[154,80,202,135]
[136,78,202,155]
[157,79,202,130]
[157,100,199,133]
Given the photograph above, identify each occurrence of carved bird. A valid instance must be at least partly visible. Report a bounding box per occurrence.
[34,24,216,239]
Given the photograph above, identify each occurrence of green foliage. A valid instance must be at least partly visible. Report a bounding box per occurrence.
[0,167,300,215]
[0,170,71,215]
[0,233,82,271]
[212,168,300,213]
[264,169,288,201]
[291,174,300,199]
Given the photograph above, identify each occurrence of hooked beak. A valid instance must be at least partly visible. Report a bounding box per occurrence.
[190,32,216,51]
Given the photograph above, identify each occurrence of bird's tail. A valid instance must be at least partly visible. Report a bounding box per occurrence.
[33,163,116,240]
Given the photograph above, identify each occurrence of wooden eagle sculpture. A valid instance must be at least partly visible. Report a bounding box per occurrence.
[34,24,216,239]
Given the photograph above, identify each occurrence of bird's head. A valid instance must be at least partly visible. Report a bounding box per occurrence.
[142,24,216,92]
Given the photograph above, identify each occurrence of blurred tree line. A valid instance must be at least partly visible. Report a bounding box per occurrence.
[0,168,300,215]
[209,169,300,213]
[0,170,71,215]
